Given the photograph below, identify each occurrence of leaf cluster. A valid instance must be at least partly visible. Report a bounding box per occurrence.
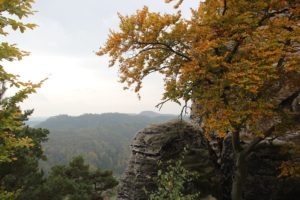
[0,0,41,164]
[99,0,300,139]
[149,160,200,200]
[0,1,43,198]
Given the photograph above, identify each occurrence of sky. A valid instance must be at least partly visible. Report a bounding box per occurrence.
[4,0,199,117]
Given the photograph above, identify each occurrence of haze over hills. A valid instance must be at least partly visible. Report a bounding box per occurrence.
[26,117,49,127]
[35,111,183,175]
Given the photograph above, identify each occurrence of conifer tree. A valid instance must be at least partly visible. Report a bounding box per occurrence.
[32,156,118,200]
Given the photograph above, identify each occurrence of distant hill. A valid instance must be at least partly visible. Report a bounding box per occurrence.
[36,112,180,175]
[25,116,49,127]
[139,111,175,118]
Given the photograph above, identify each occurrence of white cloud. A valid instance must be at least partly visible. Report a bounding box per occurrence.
[2,0,198,117]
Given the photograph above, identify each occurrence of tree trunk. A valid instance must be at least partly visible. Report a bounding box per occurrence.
[231,152,246,200]
[220,163,234,200]
[219,135,234,200]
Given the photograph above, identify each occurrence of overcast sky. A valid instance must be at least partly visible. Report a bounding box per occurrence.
[4,0,198,117]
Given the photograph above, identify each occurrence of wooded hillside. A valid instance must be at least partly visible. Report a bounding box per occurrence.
[36,112,180,175]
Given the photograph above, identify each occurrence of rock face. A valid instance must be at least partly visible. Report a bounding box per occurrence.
[188,73,300,200]
[246,142,300,200]
[117,72,300,200]
[117,120,216,200]
[117,119,300,200]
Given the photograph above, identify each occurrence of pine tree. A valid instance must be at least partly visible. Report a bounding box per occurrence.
[32,156,118,200]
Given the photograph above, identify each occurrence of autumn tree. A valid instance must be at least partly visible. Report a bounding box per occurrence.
[0,0,43,199]
[98,0,300,200]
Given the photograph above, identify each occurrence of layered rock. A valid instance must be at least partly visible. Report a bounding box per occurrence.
[117,119,300,200]
[189,72,300,200]
[117,73,300,199]
[117,120,216,200]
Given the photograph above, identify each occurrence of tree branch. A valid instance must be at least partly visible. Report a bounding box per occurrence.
[131,46,166,59]
[179,101,189,120]
[222,0,228,16]
[136,41,192,61]
[205,137,221,170]
[0,80,6,101]
[258,8,289,26]
[224,8,290,63]
[155,98,171,110]
[243,126,275,157]
[225,40,242,63]
[232,131,242,153]
[276,39,291,69]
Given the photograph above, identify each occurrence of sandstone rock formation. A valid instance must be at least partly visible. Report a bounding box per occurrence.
[117,72,300,199]
[117,120,216,200]
[117,119,300,200]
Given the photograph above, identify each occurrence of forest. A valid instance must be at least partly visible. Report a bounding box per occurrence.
[37,112,178,175]
[0,0,300,200]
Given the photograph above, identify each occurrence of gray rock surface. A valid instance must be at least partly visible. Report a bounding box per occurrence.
[117,74,300,199]
[117,120,300,200]
[116,120,215,200]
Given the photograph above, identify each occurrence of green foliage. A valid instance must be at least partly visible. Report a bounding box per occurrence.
[0,0,36,62]
[149,160,200,200]
[38,113,177,175]
[0,127,49,200]
[0,0,46,198]
[0,189,17,200]
[0,0,42,164]
[0,74,43,163]
[30,156,118,200]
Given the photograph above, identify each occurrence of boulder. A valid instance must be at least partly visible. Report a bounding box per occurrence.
[117,119,300,200]
[116,120,216,200]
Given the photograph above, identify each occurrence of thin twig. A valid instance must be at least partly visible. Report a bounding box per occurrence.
[155,99,171,110]
[222,0,228,16]
[136,41,192,61]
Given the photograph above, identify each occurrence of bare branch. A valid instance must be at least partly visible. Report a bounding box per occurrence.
[0,80,6,101]
[232,131,242,153]
[136,41,192,61]
[179,101,189,120]
[276,39,291,69]
[131,46,165,59]
[222,0,228,16]
[244,126,275,157]
[225,40,242,63]
[155,99,171,110]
